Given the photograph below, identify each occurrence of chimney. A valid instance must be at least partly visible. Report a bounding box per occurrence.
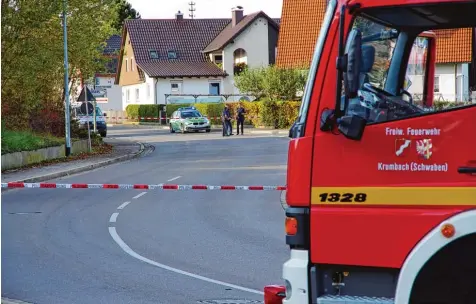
[232,6,244,27]
[175,10,184,21]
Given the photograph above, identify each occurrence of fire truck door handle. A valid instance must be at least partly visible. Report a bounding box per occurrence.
[457,167,476,174]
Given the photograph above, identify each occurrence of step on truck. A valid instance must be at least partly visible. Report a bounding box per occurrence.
[264,0,476,303]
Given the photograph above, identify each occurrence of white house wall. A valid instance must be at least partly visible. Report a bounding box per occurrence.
[434,63,471,102]
[223,17,270,99]
[156,77,225,104]
[121,75,156,110]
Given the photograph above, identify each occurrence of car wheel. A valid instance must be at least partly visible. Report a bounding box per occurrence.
[170,124,175,133]
[100,131,107,137]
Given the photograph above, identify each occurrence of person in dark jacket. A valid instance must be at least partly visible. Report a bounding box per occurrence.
[236,103,246,135]
[222,105,232,136]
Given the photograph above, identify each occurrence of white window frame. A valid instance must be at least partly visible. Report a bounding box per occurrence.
[170,81,183,94]
[126,89,130,103]
[434,75,440,93]
[135,88,140,103]
[147,84,151,99]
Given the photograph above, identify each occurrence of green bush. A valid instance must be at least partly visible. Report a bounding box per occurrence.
[162,100,301,128]
[126,105,140,120]
[138,105,159,119]
[166,104,192,117]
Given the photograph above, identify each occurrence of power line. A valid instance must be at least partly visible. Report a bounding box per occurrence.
[188,1,196,19]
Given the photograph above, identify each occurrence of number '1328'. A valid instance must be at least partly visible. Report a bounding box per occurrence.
[319,193,367,203]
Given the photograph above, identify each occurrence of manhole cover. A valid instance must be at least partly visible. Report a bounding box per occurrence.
[196,300,263,304]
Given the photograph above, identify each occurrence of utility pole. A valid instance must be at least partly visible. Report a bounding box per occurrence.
[188,1,196,19]
[62,0,72,156]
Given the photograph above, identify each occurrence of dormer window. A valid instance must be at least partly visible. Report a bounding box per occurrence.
[167,50,177,59]
[149,50,159,59]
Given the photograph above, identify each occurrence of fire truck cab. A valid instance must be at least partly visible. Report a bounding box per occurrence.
[265,0,476,303]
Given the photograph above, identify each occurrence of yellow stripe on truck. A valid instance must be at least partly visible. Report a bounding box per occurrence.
[311,187,476,206]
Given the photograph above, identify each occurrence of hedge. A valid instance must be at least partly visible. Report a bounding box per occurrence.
[126,99,473,129]
[161,100,301,129]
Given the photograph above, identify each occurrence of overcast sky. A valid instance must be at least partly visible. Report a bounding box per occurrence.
[127,0,283,19]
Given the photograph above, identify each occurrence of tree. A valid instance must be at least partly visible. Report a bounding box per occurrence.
[234,65,308,101]
[1,0,118,132]
[113,0,140,32]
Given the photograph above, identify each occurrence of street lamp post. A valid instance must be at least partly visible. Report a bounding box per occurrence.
[63,0,72,156]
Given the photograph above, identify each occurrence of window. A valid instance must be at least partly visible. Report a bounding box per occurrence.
[171,82,182,94]
[126,89,130,103]
[434,76,440,93]
[147,84,151,98]
[135,88,139,103]
[149,50,159,59]
[131,58,134,71]
[125,58,128,72]
[209,83,220,95]
[214,55,223,64]
[167,50,177,59]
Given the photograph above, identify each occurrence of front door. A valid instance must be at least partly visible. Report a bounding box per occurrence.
[309,15,476,270]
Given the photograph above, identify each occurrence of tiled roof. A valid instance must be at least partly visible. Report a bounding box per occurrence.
[434,28,473,63]
[277,0,473,68]
[138,61,227,78]
[203,12,280,53]
[123,18,230,77]
[276,0,327,68]
[103,34,122,56]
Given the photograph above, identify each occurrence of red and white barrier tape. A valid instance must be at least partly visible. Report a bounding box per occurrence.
[1,182,286,190]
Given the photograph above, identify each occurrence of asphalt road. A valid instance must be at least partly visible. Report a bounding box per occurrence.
[2,126,290,304]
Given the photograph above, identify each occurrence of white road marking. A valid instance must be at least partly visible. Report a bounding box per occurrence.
[132,192,147,199]
[108,227,264,295]
[109,212,119,223]
[167,176,181,182]
[117,201,131,210]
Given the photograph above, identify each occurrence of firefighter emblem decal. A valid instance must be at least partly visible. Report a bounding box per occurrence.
[416,139,433,160]
[395,139,412,157]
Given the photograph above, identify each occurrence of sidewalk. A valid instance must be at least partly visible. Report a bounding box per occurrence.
[1,138,145,184]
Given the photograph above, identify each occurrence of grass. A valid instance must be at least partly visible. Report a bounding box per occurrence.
[1,130,65,155]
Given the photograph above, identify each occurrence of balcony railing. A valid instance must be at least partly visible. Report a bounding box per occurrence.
[164,94,256,104]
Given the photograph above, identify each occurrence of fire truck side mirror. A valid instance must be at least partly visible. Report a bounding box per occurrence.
[337,114,366,141]
[342,29,362,99]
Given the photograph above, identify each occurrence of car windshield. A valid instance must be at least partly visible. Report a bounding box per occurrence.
[181,111,201,118]
[74,106,103,117]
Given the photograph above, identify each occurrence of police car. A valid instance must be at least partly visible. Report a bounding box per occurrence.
[169,107,211,133]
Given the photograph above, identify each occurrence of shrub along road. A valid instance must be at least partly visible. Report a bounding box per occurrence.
[2,126,289,304]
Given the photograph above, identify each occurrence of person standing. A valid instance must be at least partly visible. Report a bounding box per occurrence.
[236,103,246,135]
[222,105,232,136]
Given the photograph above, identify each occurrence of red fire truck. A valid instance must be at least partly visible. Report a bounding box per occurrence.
[264,0,476,303]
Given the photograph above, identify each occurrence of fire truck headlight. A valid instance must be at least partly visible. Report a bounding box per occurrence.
[285,279,292,300]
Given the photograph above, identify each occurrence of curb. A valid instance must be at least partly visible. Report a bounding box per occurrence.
[2,141,148,186]
[2,298,33,304]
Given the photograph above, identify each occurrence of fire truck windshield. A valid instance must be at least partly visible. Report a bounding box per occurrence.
[343,15,425,124]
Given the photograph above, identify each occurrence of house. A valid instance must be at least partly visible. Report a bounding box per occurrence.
[115,7,280,108]
[276,0,475,102]
[90,34,123,111]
